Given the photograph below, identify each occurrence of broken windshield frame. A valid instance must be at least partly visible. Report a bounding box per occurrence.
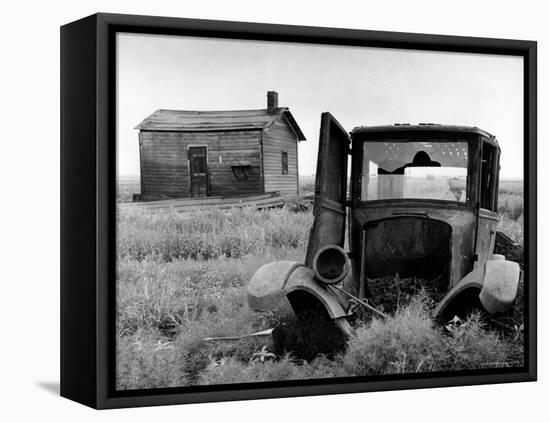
[360,139,471,204]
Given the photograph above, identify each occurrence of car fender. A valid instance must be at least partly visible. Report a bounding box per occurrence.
[479,256,520,314]
[433,267,484,320]
[247,261,351,323]
[284,265,350,320]
[434,255,520,319]
[246,261,302,312]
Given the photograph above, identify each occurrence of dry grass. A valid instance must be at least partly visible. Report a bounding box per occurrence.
[199,355,344,385]
[115,207,310,390]
[117,207,312,262]
[497,180,524,245]
[116,179,525,390]
[343,295,522,375]
[194,296,523,386]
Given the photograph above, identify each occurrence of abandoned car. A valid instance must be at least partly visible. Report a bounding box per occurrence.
[247,113,521,338]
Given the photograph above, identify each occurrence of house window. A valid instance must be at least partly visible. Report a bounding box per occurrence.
[281,151,288,175]
[231,165,250,179]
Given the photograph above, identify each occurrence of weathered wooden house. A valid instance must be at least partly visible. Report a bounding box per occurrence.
[135,91,306,201]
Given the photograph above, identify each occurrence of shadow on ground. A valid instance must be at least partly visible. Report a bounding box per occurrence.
[36,381,59,396]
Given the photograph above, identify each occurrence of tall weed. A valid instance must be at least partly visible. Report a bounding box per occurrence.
[117,207,311,262]
[343,297,522,375]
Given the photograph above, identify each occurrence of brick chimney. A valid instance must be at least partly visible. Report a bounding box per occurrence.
[267,91,278,111]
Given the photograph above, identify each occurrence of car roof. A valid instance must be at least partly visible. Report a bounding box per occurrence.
[351,124,498,146]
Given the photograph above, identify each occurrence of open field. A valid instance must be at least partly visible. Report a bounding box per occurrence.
[117,176,141,203]
[497,180,524,245]
[116,178,524,390]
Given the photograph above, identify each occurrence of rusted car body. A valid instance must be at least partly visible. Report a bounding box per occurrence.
[247,113,520,336]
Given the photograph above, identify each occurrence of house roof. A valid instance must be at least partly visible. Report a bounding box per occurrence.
[135,107,306,141]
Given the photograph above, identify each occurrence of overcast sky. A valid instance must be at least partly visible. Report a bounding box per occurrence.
[117,33,523,178]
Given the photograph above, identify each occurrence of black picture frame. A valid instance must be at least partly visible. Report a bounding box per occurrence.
[60,12,537,409]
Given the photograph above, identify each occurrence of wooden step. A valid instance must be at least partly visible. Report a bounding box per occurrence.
[121,192,285,213]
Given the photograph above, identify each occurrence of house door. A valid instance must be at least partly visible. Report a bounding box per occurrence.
[189,146,208,197]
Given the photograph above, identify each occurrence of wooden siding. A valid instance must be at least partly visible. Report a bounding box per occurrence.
[140,131,263,200]
[262,117,299,195]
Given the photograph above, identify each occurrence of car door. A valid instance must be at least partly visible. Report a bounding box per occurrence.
[305,112,351,267]
[475,139,500,264]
